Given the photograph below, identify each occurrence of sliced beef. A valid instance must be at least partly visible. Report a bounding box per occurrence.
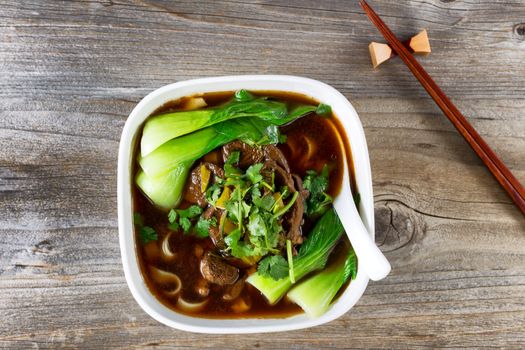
[222,141,265,168]
[221,141,291,172]
[203,206,226,250]
[183,162,224,207]
[286,174,310,245]
[200,251,239,285]
[262,160,295,190]
[263,145,290,173]
[292,174,310,200]
[284,194,304,245]
[222,278,245,301]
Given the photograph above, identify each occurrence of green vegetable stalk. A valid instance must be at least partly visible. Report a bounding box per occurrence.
[287,247,357,318]
[246,208,344,304]
[139,127,223,179]
[136,162,191,210]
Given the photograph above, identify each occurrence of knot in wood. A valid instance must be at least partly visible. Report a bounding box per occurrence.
[514,23,525,38]
[374,200,425,252]
[30,239,53,255]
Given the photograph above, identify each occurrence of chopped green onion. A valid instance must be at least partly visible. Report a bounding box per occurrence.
[273,191,298,218]
[286,239,295,283]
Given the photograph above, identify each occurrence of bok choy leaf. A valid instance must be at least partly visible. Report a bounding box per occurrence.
[287,247,357,318]
[141,91,289,157]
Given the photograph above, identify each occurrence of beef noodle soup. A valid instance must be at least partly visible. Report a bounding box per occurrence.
[133,91,358,319]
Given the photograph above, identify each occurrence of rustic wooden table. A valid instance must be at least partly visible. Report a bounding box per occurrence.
[1,1,524,348]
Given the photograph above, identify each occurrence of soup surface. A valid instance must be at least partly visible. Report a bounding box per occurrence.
[133,91,354,318]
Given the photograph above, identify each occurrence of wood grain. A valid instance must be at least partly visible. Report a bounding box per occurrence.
[360,0,525,214]
[0,0,524,348]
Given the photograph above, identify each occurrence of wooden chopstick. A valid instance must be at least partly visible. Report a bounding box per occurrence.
[359,0,525,215]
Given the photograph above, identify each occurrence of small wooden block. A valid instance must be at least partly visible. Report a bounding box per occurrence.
[369,29,431,68]
[409,29,431,54]
[369,42,393,68]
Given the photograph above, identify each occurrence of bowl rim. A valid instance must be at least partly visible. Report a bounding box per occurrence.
[118,75,374,333]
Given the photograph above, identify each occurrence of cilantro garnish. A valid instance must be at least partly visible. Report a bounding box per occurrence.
[245,163,263,183]
[133,212,144,227]
[302,165,333,218]
[139,226,158,244]
[205,182,223,206]
[224,151,241,178]
[133,212,157,245]
[257,255,289,280]
[167,205,205,236]
[215,151,297,265]
[179,217,192,233]
[252,194,275,211]
[195,216,217,238]
[168,209,177,224]
[177,205,203,219]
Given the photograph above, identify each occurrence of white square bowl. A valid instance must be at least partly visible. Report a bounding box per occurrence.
[118,75,374,333]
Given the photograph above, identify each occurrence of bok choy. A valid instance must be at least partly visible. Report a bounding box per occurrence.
[136,92,329,209]
[287,247,357,318]
[135,162,192,210]
[136,118,278,209]
[246,208,344,304]
[140,90,323,157]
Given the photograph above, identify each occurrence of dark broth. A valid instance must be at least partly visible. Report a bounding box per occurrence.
[133,91,355,318]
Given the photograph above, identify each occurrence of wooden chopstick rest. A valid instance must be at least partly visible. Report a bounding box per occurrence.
[369,29,431,68]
